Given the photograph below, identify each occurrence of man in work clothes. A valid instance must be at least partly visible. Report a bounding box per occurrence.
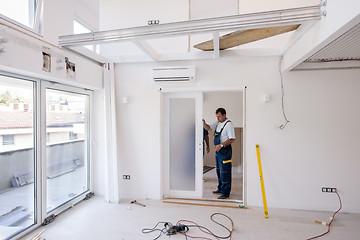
[203,108,235,199]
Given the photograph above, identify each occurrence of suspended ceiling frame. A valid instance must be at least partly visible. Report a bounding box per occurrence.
[59,3,326,64]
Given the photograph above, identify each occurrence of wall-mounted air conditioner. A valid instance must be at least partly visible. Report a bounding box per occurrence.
[153,66,195,82]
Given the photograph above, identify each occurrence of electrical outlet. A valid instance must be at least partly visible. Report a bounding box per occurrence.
[123,175,130,180]
[322,187,337,193]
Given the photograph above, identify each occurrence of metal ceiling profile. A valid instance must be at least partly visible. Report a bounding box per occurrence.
[294,22,360,70]
[59,4,325,47]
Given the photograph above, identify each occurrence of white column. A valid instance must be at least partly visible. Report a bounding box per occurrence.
[103,62,119,203]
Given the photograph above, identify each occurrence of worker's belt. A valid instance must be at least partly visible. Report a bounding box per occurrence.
[222,160,232,164]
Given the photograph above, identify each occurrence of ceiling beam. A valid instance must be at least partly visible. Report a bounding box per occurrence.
[213,32,220,58]
[59,4,324,47]
[133,40,160,61]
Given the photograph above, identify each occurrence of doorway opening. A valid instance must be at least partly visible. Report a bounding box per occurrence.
[202,91,244,203]
[162,89,245,206]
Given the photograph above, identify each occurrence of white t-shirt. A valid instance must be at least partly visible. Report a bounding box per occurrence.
[210,120,236,143]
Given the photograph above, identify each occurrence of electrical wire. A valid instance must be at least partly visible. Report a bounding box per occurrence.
[306,191,342,240]
[278,56,290,129]
[142,213,234,240]
[177,213,234,239]
[141,221,170,240]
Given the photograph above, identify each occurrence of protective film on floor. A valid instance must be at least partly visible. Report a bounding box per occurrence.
[20,196,360,240]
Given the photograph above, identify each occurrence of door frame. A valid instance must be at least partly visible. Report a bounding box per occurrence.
[160,86,247,206]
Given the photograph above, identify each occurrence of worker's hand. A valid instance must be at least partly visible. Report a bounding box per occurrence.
[206,145,210,153]
[214,144,222,152]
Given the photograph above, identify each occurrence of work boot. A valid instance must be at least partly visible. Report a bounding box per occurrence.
[217,195,228,199]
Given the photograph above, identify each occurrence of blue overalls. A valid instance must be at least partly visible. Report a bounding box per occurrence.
[214,121,232,197]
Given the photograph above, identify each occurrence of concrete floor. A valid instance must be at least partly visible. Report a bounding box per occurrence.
[20,196,360,240]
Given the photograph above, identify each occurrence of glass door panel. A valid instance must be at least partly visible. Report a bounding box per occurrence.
[45,89,89,213]
[169,98,196,191]
[163,92,203,198]
[0,75,37,239]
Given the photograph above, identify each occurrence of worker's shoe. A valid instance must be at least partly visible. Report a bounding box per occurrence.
[217,195,229,199]
[212,190,221,194]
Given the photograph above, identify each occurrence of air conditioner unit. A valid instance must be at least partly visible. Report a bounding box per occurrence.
[153,66,195,82]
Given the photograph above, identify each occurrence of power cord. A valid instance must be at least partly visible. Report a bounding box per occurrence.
[278,56,290,129]
[306,191,342,240]
[141,221,170,240]
[142,213,233,240]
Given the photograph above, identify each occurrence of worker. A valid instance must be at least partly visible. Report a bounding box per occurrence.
[203,108,235,199]
[203,128,210,156]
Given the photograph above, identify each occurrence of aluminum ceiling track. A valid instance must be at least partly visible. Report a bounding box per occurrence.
[59,4,325,47]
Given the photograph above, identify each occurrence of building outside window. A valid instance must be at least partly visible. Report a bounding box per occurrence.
[2,134,14,145]
[69,131,78,140]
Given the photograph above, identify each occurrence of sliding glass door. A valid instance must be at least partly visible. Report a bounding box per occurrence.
[0,75,38,240]
[44,86,90,214]
[0,73,92,239]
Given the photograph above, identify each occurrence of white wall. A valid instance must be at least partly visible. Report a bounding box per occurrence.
[114,56,360,213]
[92,90,107,196]
[0,0,106,196]
[0,0,102,89]
[43,0,99,44]
[99,0,189,57]
[238,0,320,13]
[203,91,243,128]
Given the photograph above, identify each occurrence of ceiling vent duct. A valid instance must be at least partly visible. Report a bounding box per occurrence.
[153,66,195,82]
[294,22,360,70]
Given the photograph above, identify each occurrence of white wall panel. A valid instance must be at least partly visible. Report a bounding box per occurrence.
[203,91,243,128]
[114,57,360,213]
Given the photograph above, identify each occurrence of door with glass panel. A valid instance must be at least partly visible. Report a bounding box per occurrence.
[163,92,203,198]
[42,84,90,215]
[0,75,39,240]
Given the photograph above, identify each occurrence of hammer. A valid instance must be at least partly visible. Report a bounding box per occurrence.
[131,200,146,207]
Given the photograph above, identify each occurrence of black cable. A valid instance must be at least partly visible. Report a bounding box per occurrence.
[211,213,234,238]
[278,56,290,129]
[178,213,234,239]
[141,221,171,240]
[142,213,234,240]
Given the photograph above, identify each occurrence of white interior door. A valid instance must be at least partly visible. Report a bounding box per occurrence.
[163,91,203,198]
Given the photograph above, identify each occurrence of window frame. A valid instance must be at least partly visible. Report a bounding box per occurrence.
[0,71,41,240]
[0,0,43,36]
[0,69,93,240]
[40,81,92,219]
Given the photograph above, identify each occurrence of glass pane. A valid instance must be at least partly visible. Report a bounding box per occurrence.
[169,98,195,191]
[0,0,37,29]
[0,75,36,239]
[46,89,89,213]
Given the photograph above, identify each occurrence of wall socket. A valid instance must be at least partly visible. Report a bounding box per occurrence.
[322,187,337,193]
[123,175,130,180]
